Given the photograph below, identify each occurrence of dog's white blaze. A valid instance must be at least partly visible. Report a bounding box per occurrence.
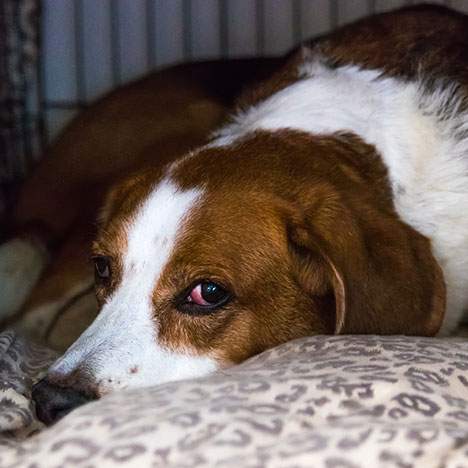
[0,238,48,321]
[51,179,218,393]
[213,56,468,334]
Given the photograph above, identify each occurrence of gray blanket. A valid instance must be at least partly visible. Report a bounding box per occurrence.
[0,331,56,443]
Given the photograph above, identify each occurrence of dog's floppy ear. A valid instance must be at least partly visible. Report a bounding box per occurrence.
[287,189,446,336]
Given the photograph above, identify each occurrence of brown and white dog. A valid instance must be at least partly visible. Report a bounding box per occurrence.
[2,5,468,424]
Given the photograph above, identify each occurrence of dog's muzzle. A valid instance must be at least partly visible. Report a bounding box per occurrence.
[32,378,95,425]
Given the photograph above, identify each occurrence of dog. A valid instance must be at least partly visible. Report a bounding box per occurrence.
[3,5,468,425]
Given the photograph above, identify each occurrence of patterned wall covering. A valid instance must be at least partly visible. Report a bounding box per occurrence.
[0,0,41,223]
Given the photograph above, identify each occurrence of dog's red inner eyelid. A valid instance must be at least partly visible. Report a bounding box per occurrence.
[187,284,209,305]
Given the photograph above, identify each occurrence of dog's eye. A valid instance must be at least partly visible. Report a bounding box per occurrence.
[93,256,111,283]
[177,281,231,314]
[187,282,227,305]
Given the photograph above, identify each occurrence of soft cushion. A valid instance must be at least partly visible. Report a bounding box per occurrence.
[1,332,468,467]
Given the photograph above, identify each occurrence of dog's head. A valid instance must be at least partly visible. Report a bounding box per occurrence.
[34,131,445,424]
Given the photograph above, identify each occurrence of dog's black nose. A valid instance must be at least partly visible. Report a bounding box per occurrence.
[32,378,92,425]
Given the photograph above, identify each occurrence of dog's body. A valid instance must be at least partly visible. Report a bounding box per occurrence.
[1,5,468,424]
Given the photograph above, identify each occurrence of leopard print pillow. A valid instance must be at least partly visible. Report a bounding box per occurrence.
[1,333,467,467]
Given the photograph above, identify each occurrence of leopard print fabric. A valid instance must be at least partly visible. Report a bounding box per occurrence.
[1,333,467,467]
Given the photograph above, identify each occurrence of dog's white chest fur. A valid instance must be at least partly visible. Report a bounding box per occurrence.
[214,57,468,334]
